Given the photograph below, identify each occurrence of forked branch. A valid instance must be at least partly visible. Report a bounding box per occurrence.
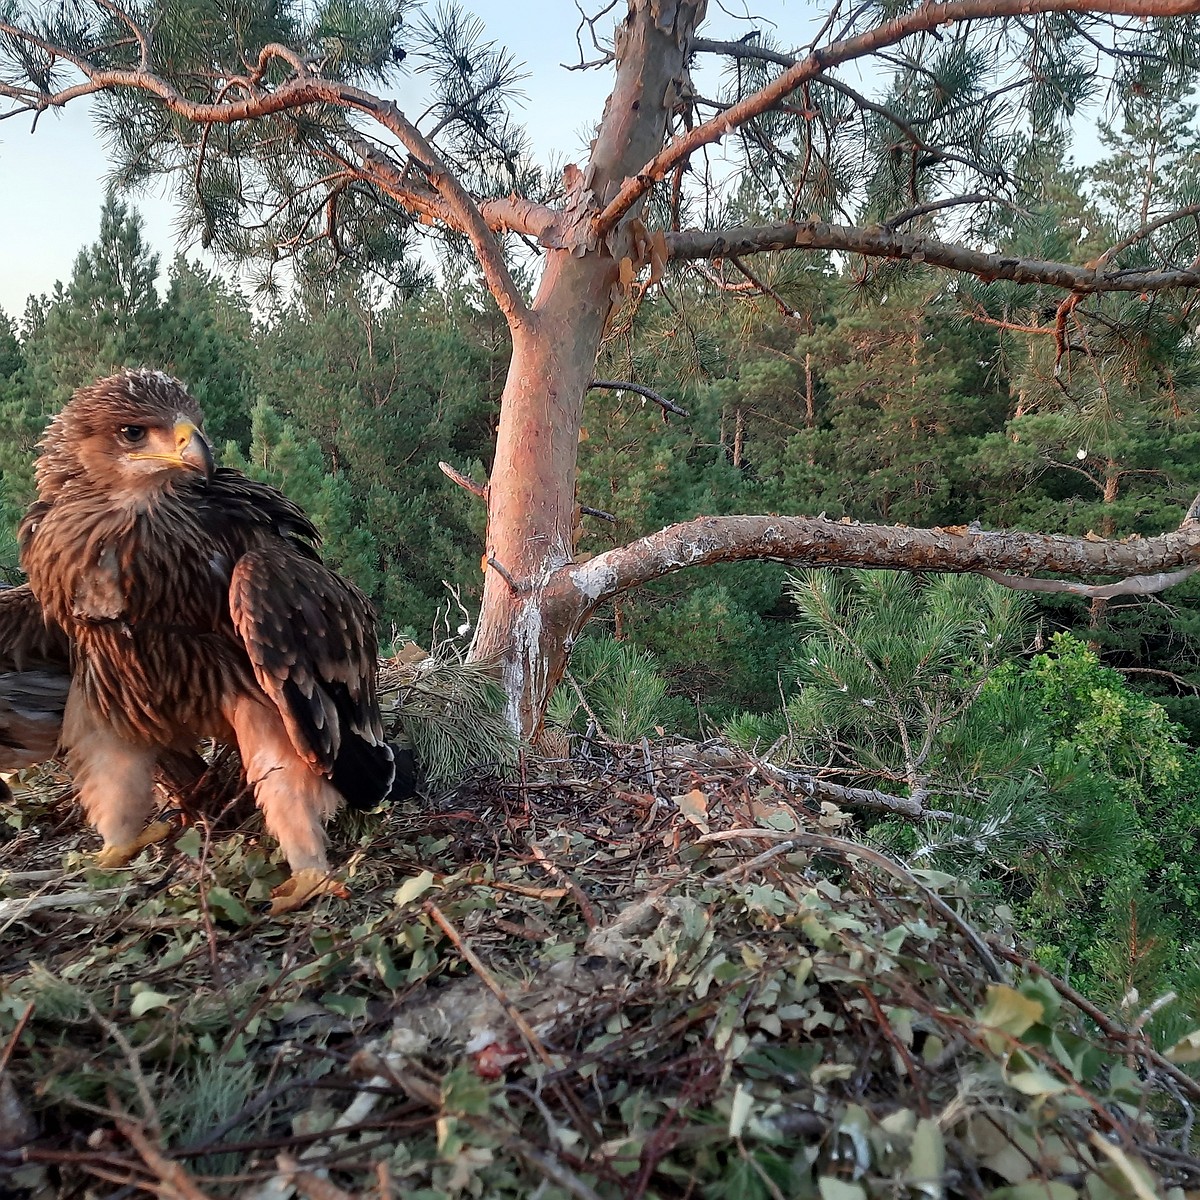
[564,513,1200,610]
[0,39,534,325]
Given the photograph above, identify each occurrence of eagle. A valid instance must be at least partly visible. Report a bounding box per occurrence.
[19,369,401,907]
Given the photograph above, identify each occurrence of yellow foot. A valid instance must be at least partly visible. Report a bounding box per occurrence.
[95,819,175,868]
[268,867,350,916]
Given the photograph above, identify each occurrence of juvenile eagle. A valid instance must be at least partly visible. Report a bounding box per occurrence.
[20,370,398,903]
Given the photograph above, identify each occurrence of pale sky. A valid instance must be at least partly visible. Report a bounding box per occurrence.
[0,1,810,320]
[0,0,1114,321]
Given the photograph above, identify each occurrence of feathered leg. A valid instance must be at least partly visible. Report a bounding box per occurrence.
[62,687,165,865]
[226,695,346,911]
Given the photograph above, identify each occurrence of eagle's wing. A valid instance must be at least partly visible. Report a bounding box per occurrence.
[228,546,395,807]
[0,584,71,780]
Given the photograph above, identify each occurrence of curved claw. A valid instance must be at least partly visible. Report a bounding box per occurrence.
[95,819,175,868]
[268,867,350,916]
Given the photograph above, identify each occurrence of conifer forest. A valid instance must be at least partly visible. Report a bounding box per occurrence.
[2,1,1200,1195]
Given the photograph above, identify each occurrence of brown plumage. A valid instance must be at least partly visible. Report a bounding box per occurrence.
[19,369,395,888]
[0,584,71,799]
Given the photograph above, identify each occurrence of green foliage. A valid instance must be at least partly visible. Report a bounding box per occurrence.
[1015,634,1200,1020]
[735,569,1034,799]
[547,635,670,743]
[727,568,1200,1031]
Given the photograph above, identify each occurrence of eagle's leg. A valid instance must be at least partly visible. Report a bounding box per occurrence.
[227,694,343,875]
[63,689,166,866]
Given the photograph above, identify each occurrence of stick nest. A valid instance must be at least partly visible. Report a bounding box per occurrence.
[1,736,1197,1200]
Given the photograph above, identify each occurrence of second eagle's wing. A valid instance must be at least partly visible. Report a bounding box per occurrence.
[0,584,71,781]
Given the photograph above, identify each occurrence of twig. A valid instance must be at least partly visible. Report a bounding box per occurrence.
[580,504,617,523]
[1117,667,1199,694]
[0,1002,33,1075]
[276,1156,356,1200]
[485,556,522,592]
[529,845,599,929]
[0,886,128,925]
[505,1138,606,1200]
[424,903,558,1066]
[588,380,690,419]
[114,1113,215,1200]
[987,939,1200,1104]
[89,1008,163,1137]
[438,461,487,500]
[983,565,1198,599]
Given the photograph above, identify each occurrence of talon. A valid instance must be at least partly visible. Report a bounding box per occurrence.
[268,867,350,915]
[95,819,175,867]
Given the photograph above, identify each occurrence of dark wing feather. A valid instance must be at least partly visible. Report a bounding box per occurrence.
[198,469,323,561]
[228,545,394,807]
[0,584,71,774]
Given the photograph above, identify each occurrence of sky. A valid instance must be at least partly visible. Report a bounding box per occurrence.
[0,0,809,320]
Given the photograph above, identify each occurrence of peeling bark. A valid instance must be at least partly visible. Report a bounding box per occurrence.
[561,511,1200,624]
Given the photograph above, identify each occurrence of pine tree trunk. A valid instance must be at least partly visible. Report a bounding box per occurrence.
[469,0,706,736]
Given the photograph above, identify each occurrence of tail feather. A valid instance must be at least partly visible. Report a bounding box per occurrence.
[331,733,396,810]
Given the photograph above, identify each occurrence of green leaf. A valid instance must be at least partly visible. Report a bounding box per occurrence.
[819,1178,866,1200]
[130,989,173,1017]
[993,1183,1078,1200]
[321,993,367,1019]
[908,1117,945,1194]
[394,869,435,908]
[174,828,202,859]
[728,1082,753,1138]
[1166,1028,1200,1064]
[206,886,252,926]
[978,985,1044,1051]
[1005,1066,1070,1097]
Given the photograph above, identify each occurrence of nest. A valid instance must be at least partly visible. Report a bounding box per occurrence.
[0,738,1197,1199]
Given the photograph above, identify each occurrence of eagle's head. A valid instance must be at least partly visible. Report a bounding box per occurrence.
[36,370,216,499]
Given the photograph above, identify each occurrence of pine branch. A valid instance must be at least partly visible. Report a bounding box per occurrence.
[665,219,1200,293]
[0,36,534,326]
[593,0,1200,236]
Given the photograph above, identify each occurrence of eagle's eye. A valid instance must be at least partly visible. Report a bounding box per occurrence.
[118,425,148,445]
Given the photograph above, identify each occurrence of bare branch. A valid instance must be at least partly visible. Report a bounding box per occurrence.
[729,256,804,318]
[884,192,996,231]
[1094,201,1200,268]
[92,0,151,71]
[580,505,617,523]
[588,379,690,418]
[756,760,955,820]
[563,513,1200,608]
[691,37,797,68]
[487,556,523,593]
[439,461,487,500]
[665,219,1200,293]
[1117,666,1200,693]
[982,566,1199,597]
[593,0,1200,236]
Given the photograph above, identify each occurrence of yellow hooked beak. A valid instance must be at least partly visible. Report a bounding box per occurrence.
[130,421,215,480]
[174,421,216,480]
